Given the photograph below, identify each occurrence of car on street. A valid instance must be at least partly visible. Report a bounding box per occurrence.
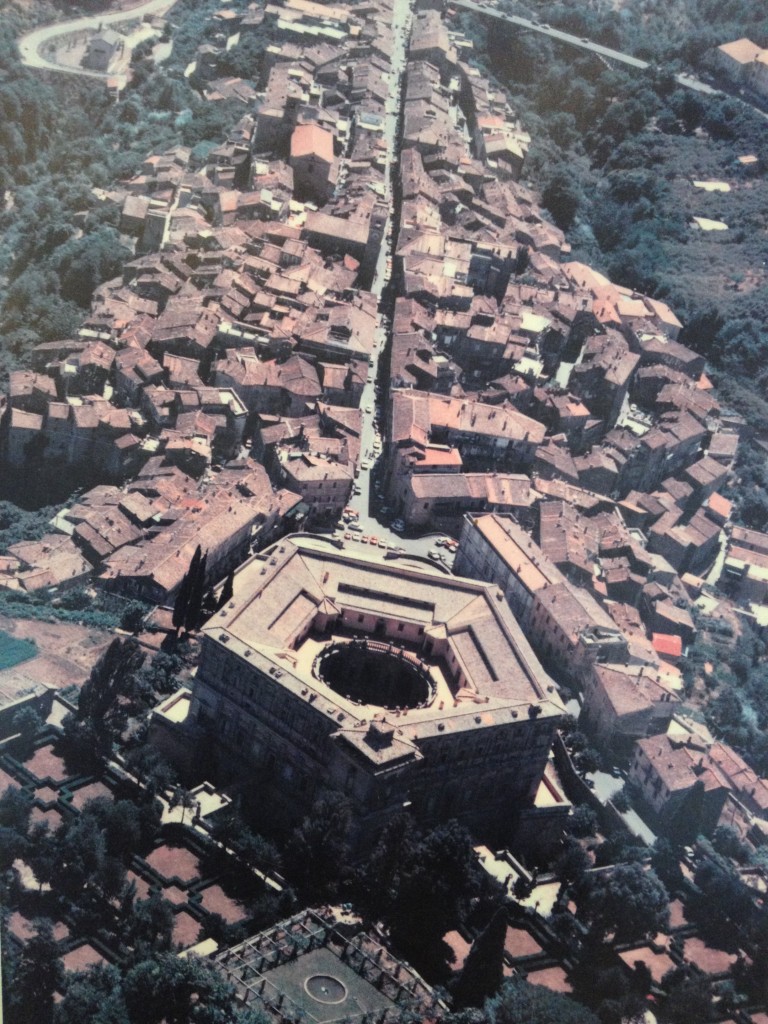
[349,522,363,532]
[428,548,440,560]
[361,460,371,470]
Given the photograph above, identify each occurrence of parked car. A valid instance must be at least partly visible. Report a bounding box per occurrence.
[349,522,363,532]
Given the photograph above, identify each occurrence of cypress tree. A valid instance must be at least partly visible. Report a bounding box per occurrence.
[185,551,207,632]
[218,570,235,609]
[452,906,508,1009]
[172,544,201,631]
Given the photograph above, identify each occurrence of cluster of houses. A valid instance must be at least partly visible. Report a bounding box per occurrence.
[1,0,406,597]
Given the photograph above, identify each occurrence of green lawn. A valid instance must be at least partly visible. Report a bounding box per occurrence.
[0,631,37,670]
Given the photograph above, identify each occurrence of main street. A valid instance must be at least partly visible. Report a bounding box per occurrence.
[314,0,459,572]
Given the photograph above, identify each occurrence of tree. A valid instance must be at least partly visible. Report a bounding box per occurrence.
[650,838,684,892]
[13,919,63,1023]
[286,793,353,899]
[660,967,714,1024]
[580,863,669,943]
[354,812,416,919]
[567,805,598,839]
[486,977,598,1024]
[172,545,208,633]
[452,906,508,1008]
[120,601,148,634]
[53,964,128,1024]
[122,952,240,1024]
[123,895,175,961]
[12,705,43,757]
[553,837,590,896]
[27,821,58,891]
[169,783,197,825]
[54,813,107,900]
[541,169,582,230]
[711,824,749,863]
[78,636,146,744]
[218,571,235,610]
[574,748,602,775]
[0,783,32,833]
[185,551,207,632]
[172,558,193,632]
[690,845,754,944]
[236,827,283,875]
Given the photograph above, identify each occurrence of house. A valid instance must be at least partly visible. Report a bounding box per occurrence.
[455,512,627,683]
[580,663,679,758]
[569,330,640,432]
[289,123,338,203]
[630,733,732,838]
[82,29,123,72]
[395,471,532,528]
[277,450,354,520]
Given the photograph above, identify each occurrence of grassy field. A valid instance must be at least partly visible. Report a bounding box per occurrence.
[0,630,37,670]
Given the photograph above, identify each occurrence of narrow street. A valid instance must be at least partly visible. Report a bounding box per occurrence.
[320,0,458,570]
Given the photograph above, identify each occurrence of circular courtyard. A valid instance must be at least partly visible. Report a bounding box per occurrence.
[314,639,435,710]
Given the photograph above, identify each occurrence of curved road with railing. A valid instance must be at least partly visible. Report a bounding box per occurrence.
[17,0,177,83]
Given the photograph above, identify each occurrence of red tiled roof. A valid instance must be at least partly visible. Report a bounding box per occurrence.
[652,633,683,658]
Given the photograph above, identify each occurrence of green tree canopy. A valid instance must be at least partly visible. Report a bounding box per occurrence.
[580,862,669,942]
[486,976,599,1024]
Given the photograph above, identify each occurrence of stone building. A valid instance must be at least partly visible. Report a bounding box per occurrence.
[161,535,565,849]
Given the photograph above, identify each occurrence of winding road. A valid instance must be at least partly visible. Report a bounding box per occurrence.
[17,0,177,85]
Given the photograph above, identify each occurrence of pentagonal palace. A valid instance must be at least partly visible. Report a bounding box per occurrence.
[154,535,567,849]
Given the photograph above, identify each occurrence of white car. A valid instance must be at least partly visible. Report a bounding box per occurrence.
[365,405,373,413]
[361,460,371,471]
